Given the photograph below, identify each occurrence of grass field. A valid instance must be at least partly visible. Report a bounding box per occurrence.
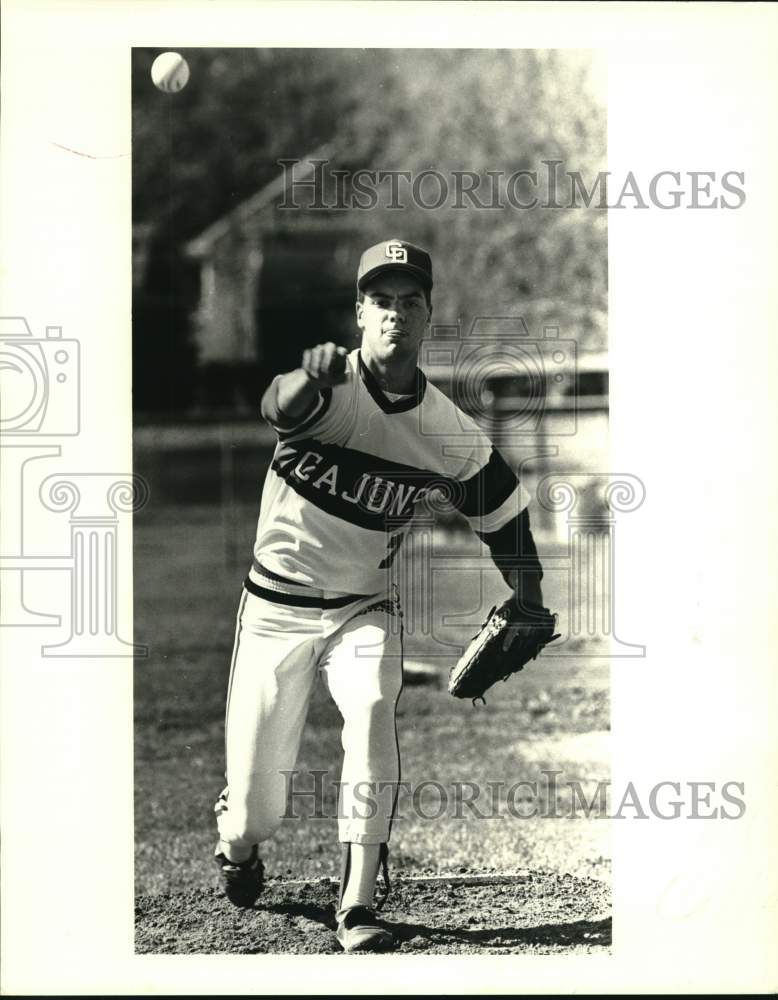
[134,501,611,952]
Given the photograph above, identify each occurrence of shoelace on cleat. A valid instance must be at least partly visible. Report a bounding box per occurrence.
[374,842,391,912]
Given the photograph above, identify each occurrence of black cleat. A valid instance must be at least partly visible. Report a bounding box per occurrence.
[214,844,264,907]
[336,905,394,953]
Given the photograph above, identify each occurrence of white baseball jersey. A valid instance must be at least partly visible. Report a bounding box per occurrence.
[250,348,530,596]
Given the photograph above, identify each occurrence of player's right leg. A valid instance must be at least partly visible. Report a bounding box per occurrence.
[214,590,321,905]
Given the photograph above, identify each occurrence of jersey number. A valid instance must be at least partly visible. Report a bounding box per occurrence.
[379,531,404,569]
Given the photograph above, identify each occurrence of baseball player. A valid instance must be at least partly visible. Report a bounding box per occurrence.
[213,239,548,953]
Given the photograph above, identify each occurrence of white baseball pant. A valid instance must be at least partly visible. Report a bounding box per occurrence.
[215,582,404,850]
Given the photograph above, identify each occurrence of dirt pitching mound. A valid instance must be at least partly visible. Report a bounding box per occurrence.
[135,870,611,955]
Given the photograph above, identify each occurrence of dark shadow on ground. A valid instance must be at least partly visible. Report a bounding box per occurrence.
[386,915,611,949]
[257,900,610,950]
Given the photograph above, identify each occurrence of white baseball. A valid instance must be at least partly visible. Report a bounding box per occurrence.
[151,52,190,93]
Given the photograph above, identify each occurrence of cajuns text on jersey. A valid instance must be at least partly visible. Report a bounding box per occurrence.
[252,349,532,596]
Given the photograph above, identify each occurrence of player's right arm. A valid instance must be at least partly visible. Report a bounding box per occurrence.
[261,343,349,429]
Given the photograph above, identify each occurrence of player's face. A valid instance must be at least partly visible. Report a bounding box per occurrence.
[356,272,431,363]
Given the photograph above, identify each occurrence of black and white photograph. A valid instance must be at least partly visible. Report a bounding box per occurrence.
[131,46,612,957]
[1,1,776,994]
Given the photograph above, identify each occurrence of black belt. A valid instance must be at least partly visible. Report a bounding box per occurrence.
[243,575,371,609]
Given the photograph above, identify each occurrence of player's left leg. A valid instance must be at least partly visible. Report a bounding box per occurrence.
[321,596,404,847]
[319,596,403,951]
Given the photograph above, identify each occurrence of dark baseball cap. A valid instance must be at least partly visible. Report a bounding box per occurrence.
[357,239,433,292]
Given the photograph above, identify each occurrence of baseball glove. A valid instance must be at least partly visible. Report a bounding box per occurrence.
[448,598,560,704]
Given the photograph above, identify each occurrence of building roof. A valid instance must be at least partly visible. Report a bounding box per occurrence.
[183,143,334,259]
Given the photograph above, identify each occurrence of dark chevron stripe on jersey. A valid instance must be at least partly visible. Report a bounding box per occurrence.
[270,438,519,532]
[271,439,442,531]
[457,447,518,518]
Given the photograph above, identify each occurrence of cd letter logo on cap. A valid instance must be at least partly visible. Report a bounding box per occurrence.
[385,241,408,263]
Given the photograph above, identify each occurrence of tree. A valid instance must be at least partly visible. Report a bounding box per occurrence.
[132,48,607,414]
